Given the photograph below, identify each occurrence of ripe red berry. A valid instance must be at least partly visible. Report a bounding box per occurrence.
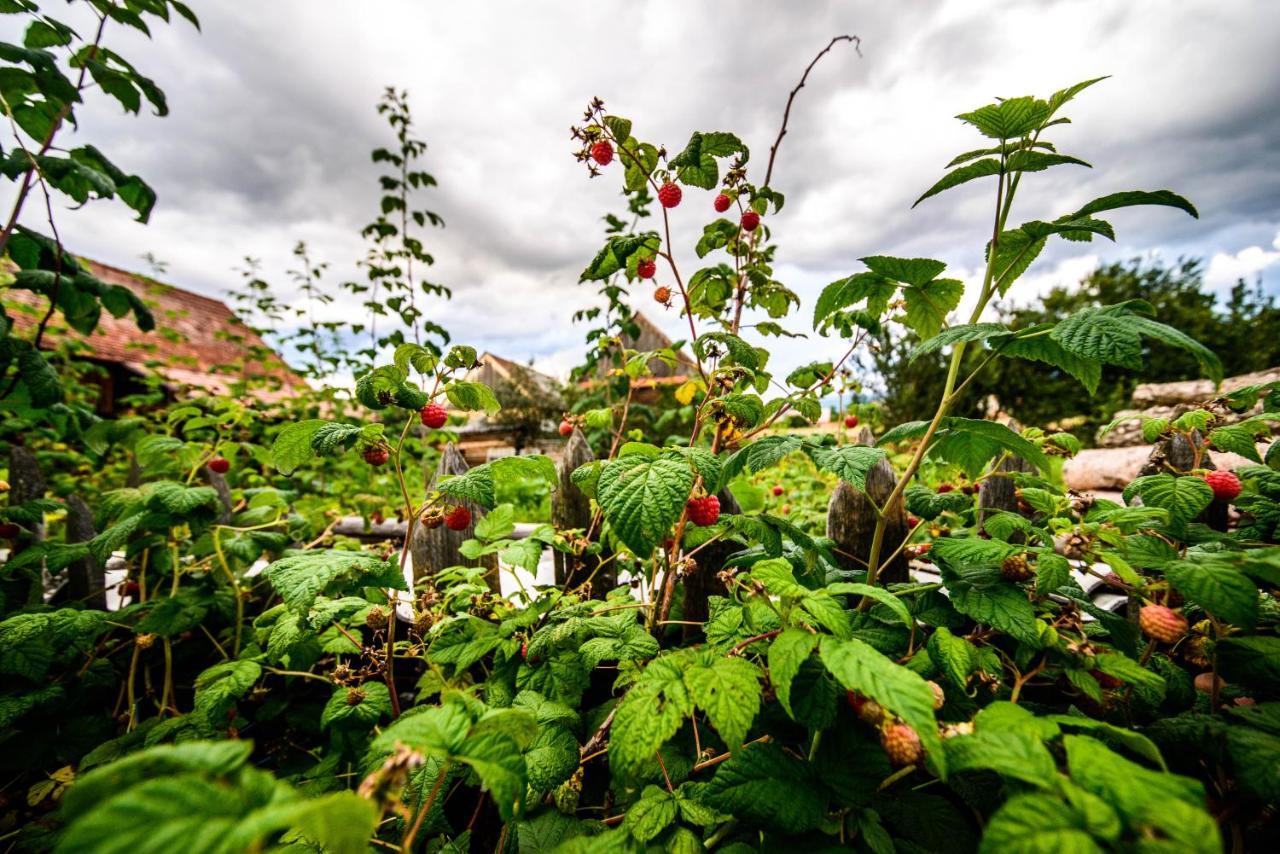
[1139,603,1188,644]
[686,494,721,526]
[637,258,657,279]
[907,516,920,528]
[363,446,389,467]
[558,420,574,437]
[444,505,472,531]
[714,193,731,213]
[1203,470,1241,501]
[590,140,613,165]
[740,211,761,232]
[122,580,140,598]
[0,522,21,539]
[208,456,230,474]
[420,403,448,429]
[937,483,955,494]
[657,182,682,208]
[772,485,784,496]
[521,640,528,660]
[844,415,859,429]
[880,724,923,767]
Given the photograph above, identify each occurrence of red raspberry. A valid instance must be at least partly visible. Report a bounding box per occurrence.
[0,523,19,539]
[686,494,720,526]
[714,193,731,213]
[657,182,682,208]
[772,485,784,496]
[363,446,389,467]
[521,640,528,660]
[444,505,472,531]
[907,516,920,528]
[740,211,761,232]
[122,580,140,598]
[881,724,923,767]
[1139,603,1188,644]
[208,456,230,474]
[590,140,613,165]
[420,403,448,429]
[844,415,859,429]
[636,258,657,279]
[936,483,955,493]
[1203,470,1241,501]
[558,420,574,437]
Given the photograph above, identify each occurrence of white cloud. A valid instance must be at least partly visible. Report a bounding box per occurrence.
[1205,232,1280,291]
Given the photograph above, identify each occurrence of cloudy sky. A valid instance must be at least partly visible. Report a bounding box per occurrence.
[4,0,1280,385]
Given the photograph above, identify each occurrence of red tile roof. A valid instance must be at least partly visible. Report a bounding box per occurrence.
[5,258,306,400]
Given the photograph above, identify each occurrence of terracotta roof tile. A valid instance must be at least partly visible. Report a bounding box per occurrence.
[5,258,306,397]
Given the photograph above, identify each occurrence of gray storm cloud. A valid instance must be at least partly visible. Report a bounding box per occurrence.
[2,0,1278,380]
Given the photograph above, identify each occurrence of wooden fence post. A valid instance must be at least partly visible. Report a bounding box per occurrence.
[206,467,234,525]
[64,495,106,610]
[7,445,47,604]
[1140,430,1227,531]
[827,427,910,584]
[410,444,499,593]
[551,428,615,594]
[979,454,1036,541]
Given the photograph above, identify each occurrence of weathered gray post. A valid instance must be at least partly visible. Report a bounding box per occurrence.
[410,444,499,593]
[1140,430,1227,531]
[979,455,1036,541]
[827,427,910,584]
[551,428,614,594]
[64,495,106,609]
[205,466,234,525]
[7,445,47,604]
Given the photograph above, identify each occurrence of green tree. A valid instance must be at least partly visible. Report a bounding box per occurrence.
[869,258,1280,441]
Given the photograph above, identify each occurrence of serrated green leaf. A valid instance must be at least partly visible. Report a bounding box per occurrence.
[819,636,945,776]
[597,455,695,555]
[1164,561,1258,629]
[262,550,405,609]
[914,158,1002,206]
[609,653,694,777]
[698,741,826,833]
[445,380,501,416]
[767,628,817,718]
[686,653,762,751]
[927,627,976,689]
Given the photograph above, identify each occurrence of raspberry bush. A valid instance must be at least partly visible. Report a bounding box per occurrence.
[1,17,1278,854]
